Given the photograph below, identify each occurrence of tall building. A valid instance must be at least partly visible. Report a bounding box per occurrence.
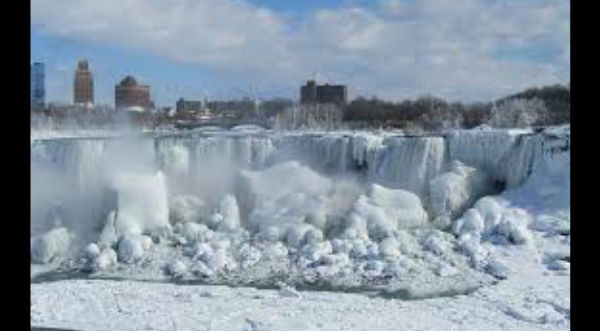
[115,75,152,111]
[300,80,347,105]
[74,59,94,105]
[31,62,45,111]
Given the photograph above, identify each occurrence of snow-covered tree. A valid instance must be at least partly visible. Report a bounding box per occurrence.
[489,97,548,128]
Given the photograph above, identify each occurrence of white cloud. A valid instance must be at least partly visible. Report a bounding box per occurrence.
[31,0,570,101]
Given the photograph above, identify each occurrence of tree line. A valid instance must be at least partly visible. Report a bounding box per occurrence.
[343,84,570,130]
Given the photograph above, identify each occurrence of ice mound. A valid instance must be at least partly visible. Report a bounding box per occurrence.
[117,237,145,263]
[92,248,117,271]
[98,211,118,248]
[238,161,334,237]
[83,243,100,260]
[214,194,241,232]
[109,172,171,237]
[343,184,428,241]
[177,222,214,243]
[429,160,492,221]
[453,196,533,245]
[166,260,187,277]
[31,228,74,264]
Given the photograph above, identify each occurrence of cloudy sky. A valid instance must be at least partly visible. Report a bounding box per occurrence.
[31,0,570,106]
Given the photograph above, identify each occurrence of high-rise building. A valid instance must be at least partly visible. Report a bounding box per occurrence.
[31,62,45,111]
[74,59,94,105]
[115,75,152,111]
[300,80,347,105]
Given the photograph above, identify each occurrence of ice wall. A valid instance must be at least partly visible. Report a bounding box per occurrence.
[31,127,568,236]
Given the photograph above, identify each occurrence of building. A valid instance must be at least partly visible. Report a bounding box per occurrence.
[115,75,152,111]
[74,59,94,105]
[31,62,45,111]
[175,98,203,113]
[300,80,347,105]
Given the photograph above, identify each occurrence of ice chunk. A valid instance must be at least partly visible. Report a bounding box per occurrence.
[139,235,153,251]
[166,260,187,277]
[331,239,352,254]
[189,242,214,260]
[473,197,504,234]
[31,228,73,264]
[92,248,117,271]
[548,260,570,271]
[180,222,213,243]
[379,237,401,259]
[485,258,512,279]
[495,208,532,244]
[83,243,100,260]
[285,224,316,248]
[459,238,489,269]
[422,232,453,256]
[117,237,145,263]
[262,242,289,260]
[238,244,262,269]
[453,209,485,237]
[277,282,302,298]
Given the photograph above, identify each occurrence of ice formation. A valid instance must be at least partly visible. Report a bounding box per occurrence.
[429,160,492,220]
[30,125,570,299]
[31,228,73,264]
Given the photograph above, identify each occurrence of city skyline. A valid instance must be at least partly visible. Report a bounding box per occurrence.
[31,0,570,106]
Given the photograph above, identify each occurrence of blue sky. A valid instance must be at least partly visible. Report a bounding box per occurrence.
[31,0,570,106]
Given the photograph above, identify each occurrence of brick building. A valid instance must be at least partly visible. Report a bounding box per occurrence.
[115,75,152,111]
[74,59,94,105]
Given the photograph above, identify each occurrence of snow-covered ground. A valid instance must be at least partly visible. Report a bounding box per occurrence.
[31,244,569,331]
[30,125,570,331]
